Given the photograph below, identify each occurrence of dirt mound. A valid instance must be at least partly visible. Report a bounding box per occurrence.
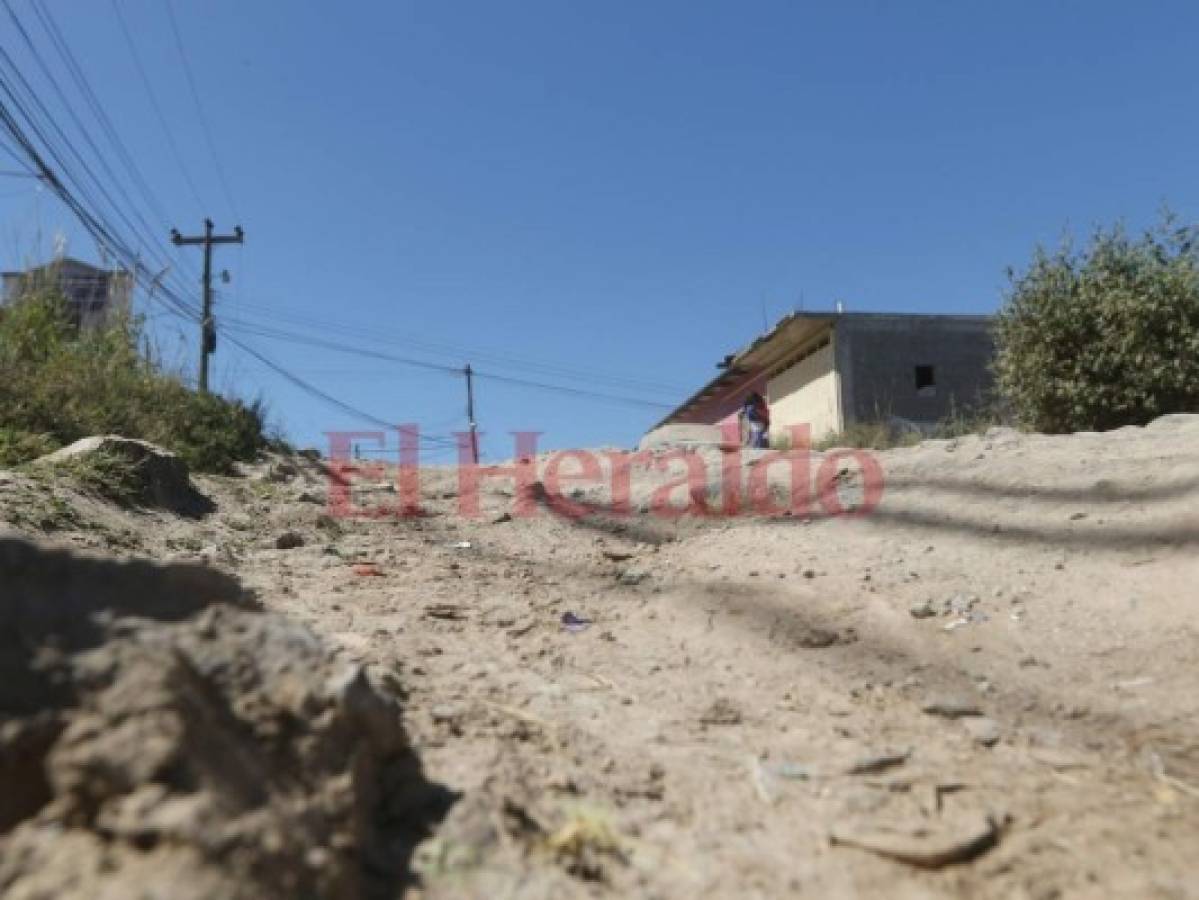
[0,538,449,900]
[38,436,214,516]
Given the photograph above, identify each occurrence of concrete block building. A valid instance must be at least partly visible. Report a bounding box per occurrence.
[1,257,133,333]
[642,311,995,448]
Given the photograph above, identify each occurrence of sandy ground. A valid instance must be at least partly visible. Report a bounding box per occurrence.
[3,416,1199,898]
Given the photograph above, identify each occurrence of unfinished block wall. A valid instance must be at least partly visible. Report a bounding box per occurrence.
[836,315,996,426]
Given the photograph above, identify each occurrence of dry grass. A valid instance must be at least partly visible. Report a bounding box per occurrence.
[0,290,270,472]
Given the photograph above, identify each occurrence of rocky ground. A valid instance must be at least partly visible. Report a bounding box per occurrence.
[2,418,1198,898]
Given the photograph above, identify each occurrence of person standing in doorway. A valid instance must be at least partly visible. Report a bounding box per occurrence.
[742,392,770,448]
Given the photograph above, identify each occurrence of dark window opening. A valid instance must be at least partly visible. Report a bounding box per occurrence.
[915,365,936,396]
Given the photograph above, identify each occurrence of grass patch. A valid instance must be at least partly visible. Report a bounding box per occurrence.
[23,449,145,507]
[814,421,923,451]
[0,428,61,469]
[543,803,626,879]
[815,405,1011,451]
[0,284,271,473]
[0,479,81,533]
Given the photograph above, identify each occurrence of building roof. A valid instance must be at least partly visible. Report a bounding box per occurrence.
[1,257,123,279]
[651,310,993,430]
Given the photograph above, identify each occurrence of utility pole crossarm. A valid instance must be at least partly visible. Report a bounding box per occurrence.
[169,218,244,393]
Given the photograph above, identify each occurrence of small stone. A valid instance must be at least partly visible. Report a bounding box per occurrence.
[275,531,305,550]
[603,549,635,562]
[946,592,979,616]
[699,697,742,726]
[962,716,1001,746]
[802,569,816,579]
[618,568,649,586]
[844,749,910,775]
[909,599,937,619]
[921,695,982,719]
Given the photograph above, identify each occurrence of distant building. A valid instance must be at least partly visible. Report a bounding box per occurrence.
[643,311,995,447]
[1,257,133,332]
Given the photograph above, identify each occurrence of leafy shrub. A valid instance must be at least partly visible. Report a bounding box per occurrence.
[996,214,1199,433]
[0,287,268,472]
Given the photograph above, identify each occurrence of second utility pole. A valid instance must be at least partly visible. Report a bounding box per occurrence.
[171,218,244,393]
[464,364,480,464]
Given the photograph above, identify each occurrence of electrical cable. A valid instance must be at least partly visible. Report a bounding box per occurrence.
[163,0,240,221]
[109,0,205,216]
[225,299,690,396]
[219,317,674,410]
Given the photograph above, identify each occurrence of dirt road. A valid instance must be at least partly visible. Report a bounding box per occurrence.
[3,417,1198,898]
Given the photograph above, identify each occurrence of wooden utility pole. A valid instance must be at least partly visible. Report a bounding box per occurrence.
[170,218,244,393]
[464,363,480,464]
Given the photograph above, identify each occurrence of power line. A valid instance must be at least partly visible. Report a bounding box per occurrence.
[0,135,32,168]
[226,298,691,396]
[2,2,162,257]
[24,0,202,297]
[225,317,461,373]
[475,368,675,410]
[0,37,673,446]
[0,45,457,448]
[0,9,200,312]
[219,329,459,448]
[31,0,172,230]
[0,78,200,324]
[109,0,205,214]
[0,18,186,299]
[0,71,457,443]
[163,0,240,221]
[220,317,674,410]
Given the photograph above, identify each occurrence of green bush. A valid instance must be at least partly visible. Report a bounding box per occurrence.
[0,287,268,472]
[996,214,1199,433]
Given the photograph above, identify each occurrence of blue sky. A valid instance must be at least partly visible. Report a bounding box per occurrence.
[2,1,1197,457]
